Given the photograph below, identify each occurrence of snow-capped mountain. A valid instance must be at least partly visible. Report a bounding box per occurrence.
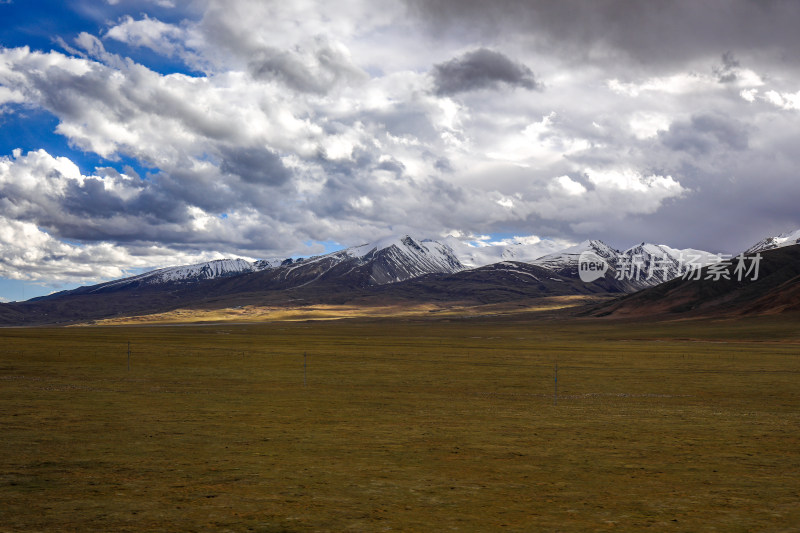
[533,240,622,277]
[252,258,286,271]
[442,236,574,268]
[269,235,465,287]
[77,235,463,296]
[619,243,721,288]
[147,258,254,282]
[93,256,290,292]
[342,235,464,283]
[531,239,720,289]
[745,229,800,254]
[41,234,727,303]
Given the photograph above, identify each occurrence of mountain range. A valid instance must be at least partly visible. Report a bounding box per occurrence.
[1,231,798,325]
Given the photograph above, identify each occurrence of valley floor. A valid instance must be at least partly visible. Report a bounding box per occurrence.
[82,295,599,325]
[1,314,799,531]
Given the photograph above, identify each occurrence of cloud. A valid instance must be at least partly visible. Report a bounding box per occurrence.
[607,73,719,97]
[0,149,294,251]
[549,175,586,196]
[0,214,229,283]
[247,38,367,94]
[763,89,800,110]
[432,48,539,95]
[527,168,687,227]
[714,51,740,83]
[405,0,800,71]
[659,113,749,155]
[219,146,292,185]
[105,15,188,58]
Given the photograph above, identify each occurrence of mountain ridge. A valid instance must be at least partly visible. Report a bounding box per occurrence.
[3,229,798,325]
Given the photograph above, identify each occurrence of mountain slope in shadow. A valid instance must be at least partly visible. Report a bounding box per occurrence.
[589,245,800,318]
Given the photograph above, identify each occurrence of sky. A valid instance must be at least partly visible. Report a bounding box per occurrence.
[1,0,800,301]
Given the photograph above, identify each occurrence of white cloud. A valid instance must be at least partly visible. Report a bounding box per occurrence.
[549,175,586,196]
[629,112,671,139]
[586,168,684,196]
[496,197,514,208]
[607,72,717,97]
[0,214,230,283]
[486,112,591,165]
[0,85,25,106]
[105,15,188,58]
[740,88,758,102]
[763,89,800,110]
[528,168,687,225]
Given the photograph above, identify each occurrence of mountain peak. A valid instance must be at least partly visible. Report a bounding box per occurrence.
[345,235,464,284]
[101,257,257,290]
[441,236,576,268]
[745,229,800,254]
[551,239,619,258]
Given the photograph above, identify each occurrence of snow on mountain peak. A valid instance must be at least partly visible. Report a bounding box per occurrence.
[345,234,420,259]
[138,258,255,283]
[533,239,619,270]
[442,235,575,268]
[337,235,463,282]
[96,257,261,290]
[531,239,720,288]
[745,229,800,254]
[88,232,732,294]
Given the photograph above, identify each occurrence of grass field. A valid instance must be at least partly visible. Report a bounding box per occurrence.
[1,314,799,531]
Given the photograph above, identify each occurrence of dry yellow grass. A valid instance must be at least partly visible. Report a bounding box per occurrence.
[86,295,597,325]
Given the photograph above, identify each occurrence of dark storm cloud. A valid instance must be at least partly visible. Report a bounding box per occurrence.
[406,0,800,68]
[602,112,800,253]
[659,113,749,155]
[63,177,128,217]
[315,147,376,178]
[714,52,741,83]
[376,158,405,175]
[432,48,539,95]
[601,164,800,254]
[219,146,292,185]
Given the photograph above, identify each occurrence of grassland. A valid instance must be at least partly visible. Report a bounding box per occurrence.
[1,314,799,531]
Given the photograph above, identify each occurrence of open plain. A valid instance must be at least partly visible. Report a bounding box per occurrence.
[1,313,799,531]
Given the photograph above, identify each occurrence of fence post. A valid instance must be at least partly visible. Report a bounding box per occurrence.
[554,363,558,406]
